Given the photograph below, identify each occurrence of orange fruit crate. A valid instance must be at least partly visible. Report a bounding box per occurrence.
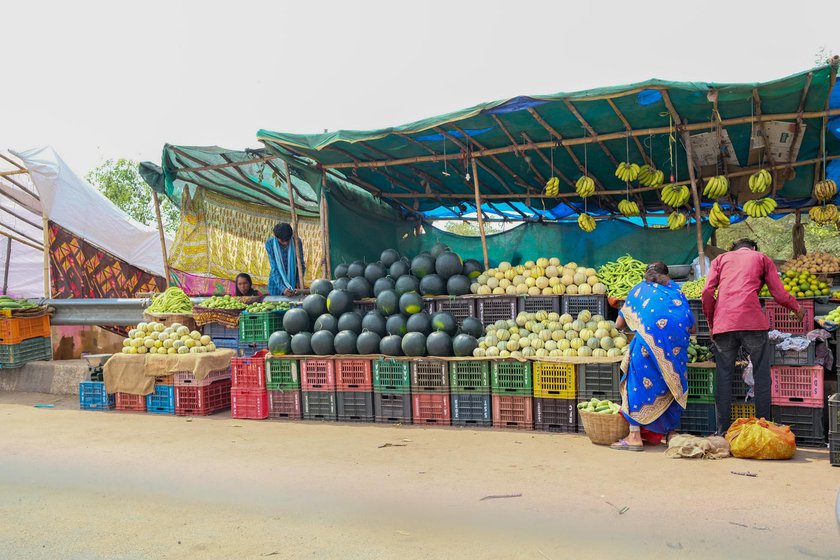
[0,315,51,345]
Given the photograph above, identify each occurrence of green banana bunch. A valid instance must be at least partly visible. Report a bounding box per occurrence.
[667,211,687,230]
[702,175,729,199]
[577,213,596,232]
[748,169,772,194]
[659,184,691,208]
[618,199,640,217]
[743,197,778,218]
[146,287,193,313]
[575,175,595,198]
[709,202,731,228]
[637,165,665,187]
[544,176,560,197]
[615,162,640,182]
[0,296,37,310]
[814,179,838,201]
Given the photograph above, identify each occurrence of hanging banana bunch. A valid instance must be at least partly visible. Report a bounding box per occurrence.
[637,165,665,187]
[743,197,778,218]
[578,213,596,233]
[809,203,839,225]
[618,199,640,217]
[615,162,640,182]
[708,202,731,228]
[575,175,595,198]
[813,179,837,202]
[667,211,687,230]
[702,175,729,199]
[659,184,691,208]
[748,169,772,194]
[544,177,560,197]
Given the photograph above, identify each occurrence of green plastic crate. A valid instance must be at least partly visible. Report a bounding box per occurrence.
[686,365,715,403]
[238,311,286,343]
[0,337,52,368]
[449,361,490,393]
[491,360,533,396]
[265,358,300,391]
[373,358,411,393]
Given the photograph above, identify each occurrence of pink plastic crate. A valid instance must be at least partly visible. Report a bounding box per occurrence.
[764,299,814,335]
[230,350,268,389]
[175,367,232,387]
[301,358,336,390]
[771,365,824,407]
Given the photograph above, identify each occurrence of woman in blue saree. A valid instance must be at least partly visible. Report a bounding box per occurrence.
[266,222,305,296]
[611,262,693,451]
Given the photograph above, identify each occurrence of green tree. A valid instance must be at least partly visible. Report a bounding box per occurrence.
[86,159,180,234]
[438,220,504,237]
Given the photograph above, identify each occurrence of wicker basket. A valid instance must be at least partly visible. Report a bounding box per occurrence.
[578,409,630,445]
[143,312,198,332]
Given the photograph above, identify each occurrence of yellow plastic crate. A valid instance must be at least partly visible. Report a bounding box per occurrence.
[533,362,576,399]
[731,402,755,420]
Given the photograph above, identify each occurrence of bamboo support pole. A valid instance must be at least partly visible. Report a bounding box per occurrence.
[283,161,306,289]
[785,72,813,167]
[41,215,50,297]
[173,154,275,174]
[320,172,332,277]
[0,169,27,177]
[680,132,707,275]
[151,191,171,287]
[2,237,10,294]
[751,89,781,196]
[471,158,489,269]
[814,63,838,185]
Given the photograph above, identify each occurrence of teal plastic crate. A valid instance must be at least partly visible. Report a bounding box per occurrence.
[266,358,301,391]
[449,360,491,393]
[0,337,52,368]
[238,311,286,343]
[686,365,716,403]
[373,358,411,393]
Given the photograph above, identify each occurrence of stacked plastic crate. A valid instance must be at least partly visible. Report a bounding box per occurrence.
[574,361,620,434]
[770,338,825,447]
[202,322,240,353]
[411,359,451,425]
[336,358,374,422]
[79,380,114,411]
[449,361,492,427]
[491,361,533,429]
[266,356,302,419]
[174,365,232,416]
[829,394,839,466]
[238,310,285,357]
[0,314,52,369]
[373,358,412,424]
[230,350,268,419]
[146,374,176,415]
[680,361,717,435]
[301,358,336,420]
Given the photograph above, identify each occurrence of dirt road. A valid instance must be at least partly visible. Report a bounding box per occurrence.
[1,391,838,559]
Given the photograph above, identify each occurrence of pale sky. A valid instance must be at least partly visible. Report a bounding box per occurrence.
[4,0,838,176]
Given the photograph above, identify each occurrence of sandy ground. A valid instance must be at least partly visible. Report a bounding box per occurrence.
[0,392,838,560]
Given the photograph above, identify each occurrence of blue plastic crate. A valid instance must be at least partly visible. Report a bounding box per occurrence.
[145,385,175,414]
[213,337,239,351]
[79,381,114,411]
[238,340,268,357]
[202,323,239,339]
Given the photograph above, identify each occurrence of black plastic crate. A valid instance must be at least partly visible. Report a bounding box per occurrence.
[433,298,476,324]
[374,392,412,423]
[771,405,825,446]
[336,391,374,422]
[577,362,620,401]
[830,394,840,434]
[830,434,840,466]
[534,398,577,433]
[770,343,816,366]
[449,360,491,393]
[688,300,710,338]
[353,300,376,315]
[516,295,560,314]
[561,295,607,317]
[450,393,492,426]
[410,359,449,392]
[202,322,239,339]
[731,366,750,400]
[679,402,716,435]
[302,390,337,421]
[476,296,518,325]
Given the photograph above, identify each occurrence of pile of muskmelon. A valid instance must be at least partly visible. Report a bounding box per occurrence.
[473,310,628,359]
[332,242,483,300]
[472,258,605,297]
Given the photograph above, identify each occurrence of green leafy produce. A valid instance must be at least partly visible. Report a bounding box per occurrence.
[577,398,620,414]
[597,255,646,299]
[688,339,713,363]
[146,287,192,313]
[681,278,706,300]
[0,296,37,309]
[245,301,290,313]
[201,295,247,310]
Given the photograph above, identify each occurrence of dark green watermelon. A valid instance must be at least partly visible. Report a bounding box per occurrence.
[310,330,335,355]
[406,312,432,335]
[333,330,358,354]
[401,332,427,357]
[411,255,435,279]
[394,275,420,295]
[380,335,404,356]
[459,317,483,338]
[290,332,313,355]
[364,262,386,285]
[431,312,457,336]
[446,274,471,296]
[310,278,333,298]
[302,294,327,320]
[268,331,292,356]
[313,313,339,334]
[347,276,373,300]
[435,251,463,279]
[337,311,363,334]
[326,289,353,317]
[347,261,365,278]
[380,249,400,268]
[376,289,399,316]
[356,331,382,355]
[399,292,424,316]
[419,274,445,296]
[386,314,408,336]
[361,311,387,337]
[333,277,350,291]
[430,242,450,258]
[389,259,410,278]
[373,277,395,297]
[462,259,484,279]
[426,331,452,357]
[333,263,348,279]
[282,308,311,335]
[452,334,478,357]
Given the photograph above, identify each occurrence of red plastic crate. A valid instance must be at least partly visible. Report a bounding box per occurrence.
[231,388,269,420]
[115,392,146,412]
[268,389,302,419]
[335,359,372,391]
[412,392,451,425]
[230,349,268,389]
[175,379,232,416]
[770,365,824,407]
[764,299,814,335]
[492,395,534,430]
[175,367,231,387]
[154,374,174,386]
[301,358,336,390]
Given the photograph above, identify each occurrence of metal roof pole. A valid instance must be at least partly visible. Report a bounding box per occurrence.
[283,161,306,289]
[151,191,171,288]
[471,158,489,270]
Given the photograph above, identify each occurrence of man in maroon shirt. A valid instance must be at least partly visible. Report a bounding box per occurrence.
[701,239,803,434]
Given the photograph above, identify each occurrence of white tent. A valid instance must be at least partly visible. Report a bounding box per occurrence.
[0,153,43,298]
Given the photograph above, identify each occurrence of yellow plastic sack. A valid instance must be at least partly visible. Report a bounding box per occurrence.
[725,417,796,460]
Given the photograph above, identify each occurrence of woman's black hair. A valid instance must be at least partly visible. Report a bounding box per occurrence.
[235,273,253,295]
[273,222,293,241]
[644,261,670,285]
[731,238,758,251]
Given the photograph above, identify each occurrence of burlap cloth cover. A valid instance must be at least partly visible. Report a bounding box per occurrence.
[103,349,236,396]
[665,434,731,459]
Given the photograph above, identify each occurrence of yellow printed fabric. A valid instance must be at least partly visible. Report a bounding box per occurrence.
[168,188,322,287]
[724,418,796,460]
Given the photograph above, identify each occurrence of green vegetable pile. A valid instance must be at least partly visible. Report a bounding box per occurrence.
[688,339,713,363]
[201,295,247,310]
[597,255,646,299]
[681,277,706,300]
[146,287,192,313]
[245,301,290,313]
[577,398,621,414]
[0,296,37,310]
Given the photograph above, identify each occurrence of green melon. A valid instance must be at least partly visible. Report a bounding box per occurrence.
[459,317,483,338]
[452,334,478,357]
[380,249,401,268]
[411,255,436,279]
[435,251,463,279]
[356,331,382,355]
[313,313,339,334]
[446,274,471,296]
[333,263,348,279]
[268,331,292,356]
[373,277,395,297]
[376,289,399,316]
[364,262,386,285]
[290,332,313,355]
[401,332,427,357]
[333,277,350,291]
[389,259,410,278]
[302,294,327,320]
[282,308,311,335]
[310,279,333,298]
[310,330,335,355]
[406,312,432,335]
[394,275,419,295]
[326,289,353,317]
[346,261,366,278]
[462,259,484,279]
[419,274,445,296]
[386,314,408,336]
[361,311,387,337]
[430,242,450,258]
[337,311,363,334]
[333,330,358,354]
[425,331,452,357]
[431,312,457,336]
[399,292,424,315]
[379,335,404,356]
[347,276,373,300]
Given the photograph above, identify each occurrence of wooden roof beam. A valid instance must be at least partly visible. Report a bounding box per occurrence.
[605,98,653,167]
[262,159,319,204]
[172,154,275,174]
[432,127,517,195]
[448,123,525,188]
[784,71,813,168]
